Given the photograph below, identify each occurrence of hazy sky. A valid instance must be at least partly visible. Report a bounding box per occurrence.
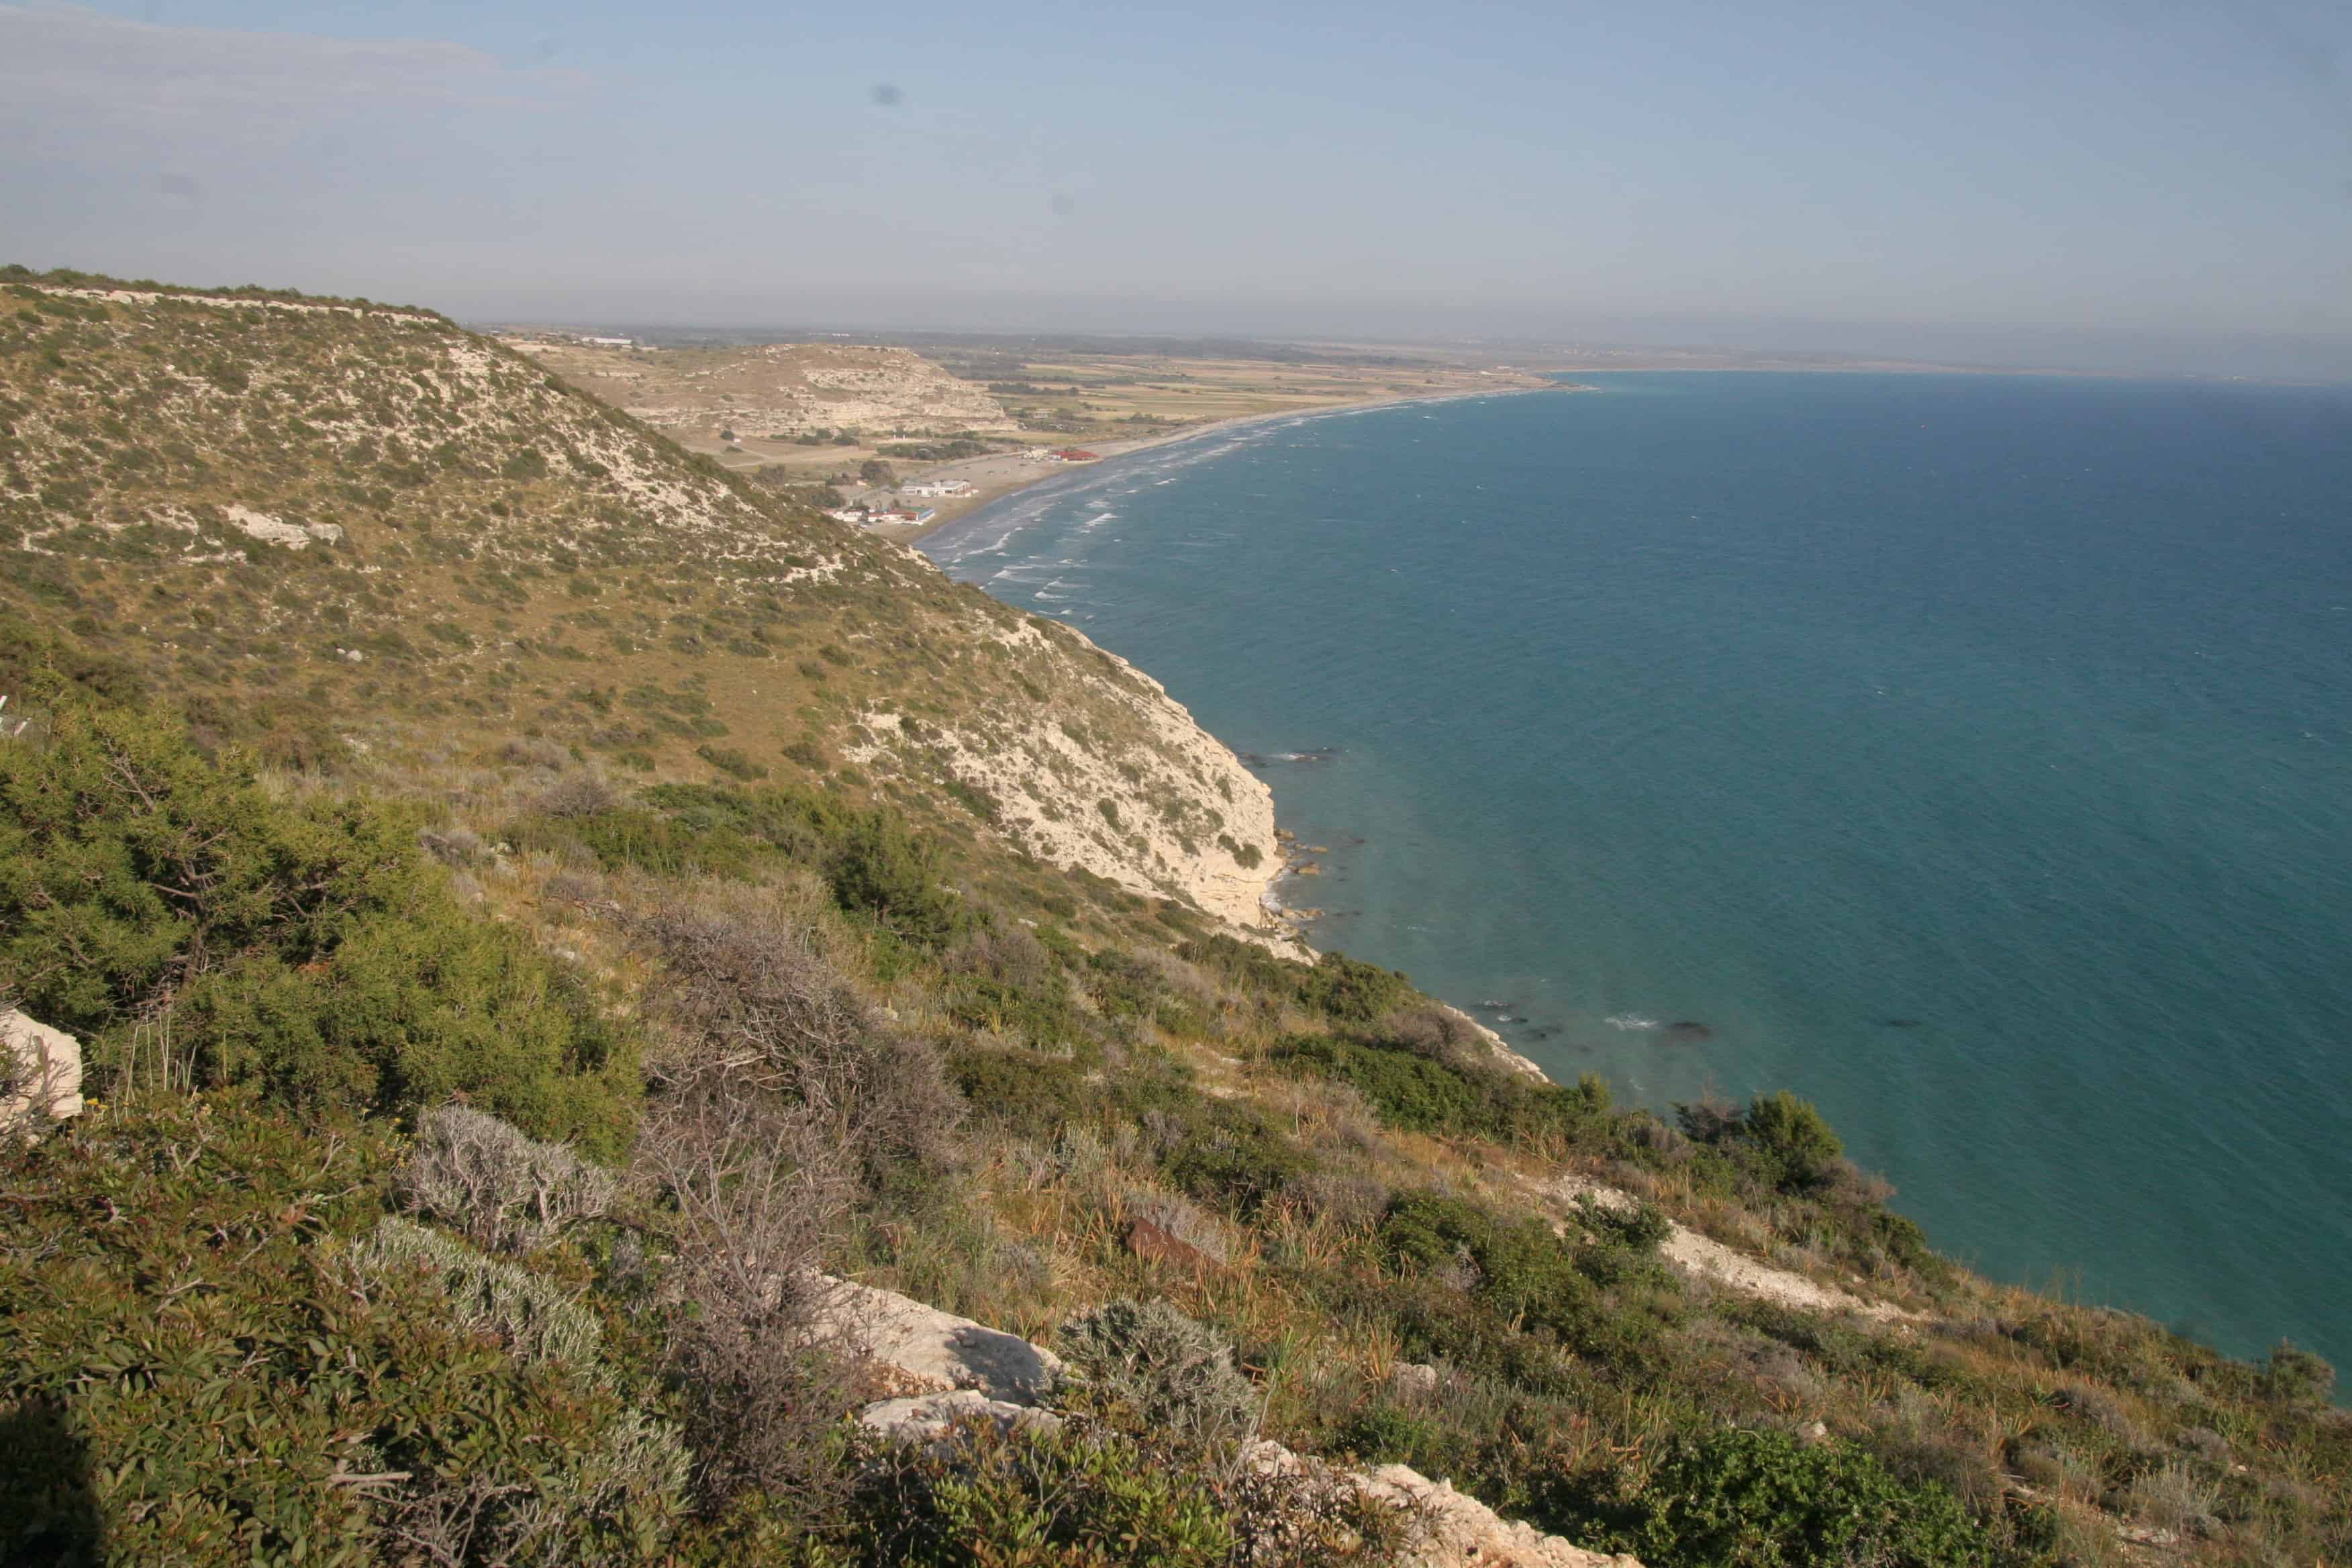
[4,0,2349,373]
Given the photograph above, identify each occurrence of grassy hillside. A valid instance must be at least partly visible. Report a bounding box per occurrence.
[1,268,2344,1568]
[0,266,1279,926]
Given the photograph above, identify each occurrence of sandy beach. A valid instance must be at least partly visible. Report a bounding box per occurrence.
[880,384,1569,548]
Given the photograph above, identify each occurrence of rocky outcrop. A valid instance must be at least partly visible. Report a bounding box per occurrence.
[1239,1437,1640,1567]
[833,1275,1641,1568]
[1,1010,83,1134]
[1357,1463,1645,1568]
[1536,1173,1918,1324]
[846,620,1300,949]
[821,1276,1065,1402]
[859,1389,1063,1448]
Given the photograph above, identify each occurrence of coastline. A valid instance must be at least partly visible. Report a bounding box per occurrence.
[895,383,1570,553]
[909,381,1581,1033]
[910,385,1563,956]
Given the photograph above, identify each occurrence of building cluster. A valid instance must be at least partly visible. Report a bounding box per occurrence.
[826,503,936,528]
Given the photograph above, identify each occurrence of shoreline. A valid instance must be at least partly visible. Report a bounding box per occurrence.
[895,383,1569,554]
[911,385,1565,950]
[908,382,1577,1051]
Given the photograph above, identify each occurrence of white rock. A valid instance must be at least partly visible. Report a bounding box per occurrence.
[858,1389,1063,1447]
[225,505,313,549]
[1391,1361,1442,1398]
[1244,1440,1640,1567]
[820,1276,1065,1401]
[2,1010,83,1133]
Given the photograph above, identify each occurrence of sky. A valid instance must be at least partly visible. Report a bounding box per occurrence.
[3,0,2349,375]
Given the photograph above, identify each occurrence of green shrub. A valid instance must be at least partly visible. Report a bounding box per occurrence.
[830,808,967,947]
[1293,952,1414,1024]
[1610,1427,2006,1568]
[845,1414,1411,1565]
[696,742,769,781]
[1741,1091,1846,1192]
[0,699,636,1150]
[849,1420,1222,1565]
[1270,1032,1610,1146]
[947,971,1087,1053]
[946,1046,1091,1137]
[1272,1034,1485,1134]
[1163,1101,1313,1214]
[0,1096,687,1567]
[2258,1340,2336,1407]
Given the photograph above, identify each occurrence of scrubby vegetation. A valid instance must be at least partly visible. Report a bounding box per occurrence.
[1,273,2345,1568]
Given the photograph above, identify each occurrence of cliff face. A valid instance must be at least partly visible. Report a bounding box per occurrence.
[848,625,1283,936]
[0,276,1275,933]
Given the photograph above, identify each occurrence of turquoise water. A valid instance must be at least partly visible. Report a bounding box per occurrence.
[924,373,2352,1373]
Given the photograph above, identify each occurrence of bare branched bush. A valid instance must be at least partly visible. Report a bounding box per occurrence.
[633,900,961,1179]
[636,1077,861,1512]
[535,769,620,819]
[628,895,961,1514]
[399,1104,616,1255]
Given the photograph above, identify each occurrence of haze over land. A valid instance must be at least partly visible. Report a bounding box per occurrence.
[5,0,2350,377]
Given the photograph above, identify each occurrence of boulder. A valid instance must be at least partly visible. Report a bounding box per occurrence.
[859,1389,1063,1449]
[1389,1361,1442,1399]
[2,1010,83,1134]
[820,1276,1065,1402]
[1244,1440,1642,1568]
[1363,1463,1645,1568]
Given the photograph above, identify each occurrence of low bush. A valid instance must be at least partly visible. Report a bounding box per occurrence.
[1163,1099,1314,1214]
[845,1416,1407,1566]
[398,1104,616,1255]
[0,698,637,1152]
[1055,1299,1259,1450]
[946,1045,1091,1137]
[1271,1031,1611,1148]
[1682,1090,1846,1195]
[0,1095,687,1567]
[358,1215,607,1365]
[1601,1427,2016,1568]
[2258,1340,2336,1407]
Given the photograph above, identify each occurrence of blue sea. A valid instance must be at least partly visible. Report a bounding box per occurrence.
[924,373,2352,1373]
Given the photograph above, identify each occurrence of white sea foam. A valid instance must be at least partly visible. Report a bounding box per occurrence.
[1604,1014,1660,1032]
